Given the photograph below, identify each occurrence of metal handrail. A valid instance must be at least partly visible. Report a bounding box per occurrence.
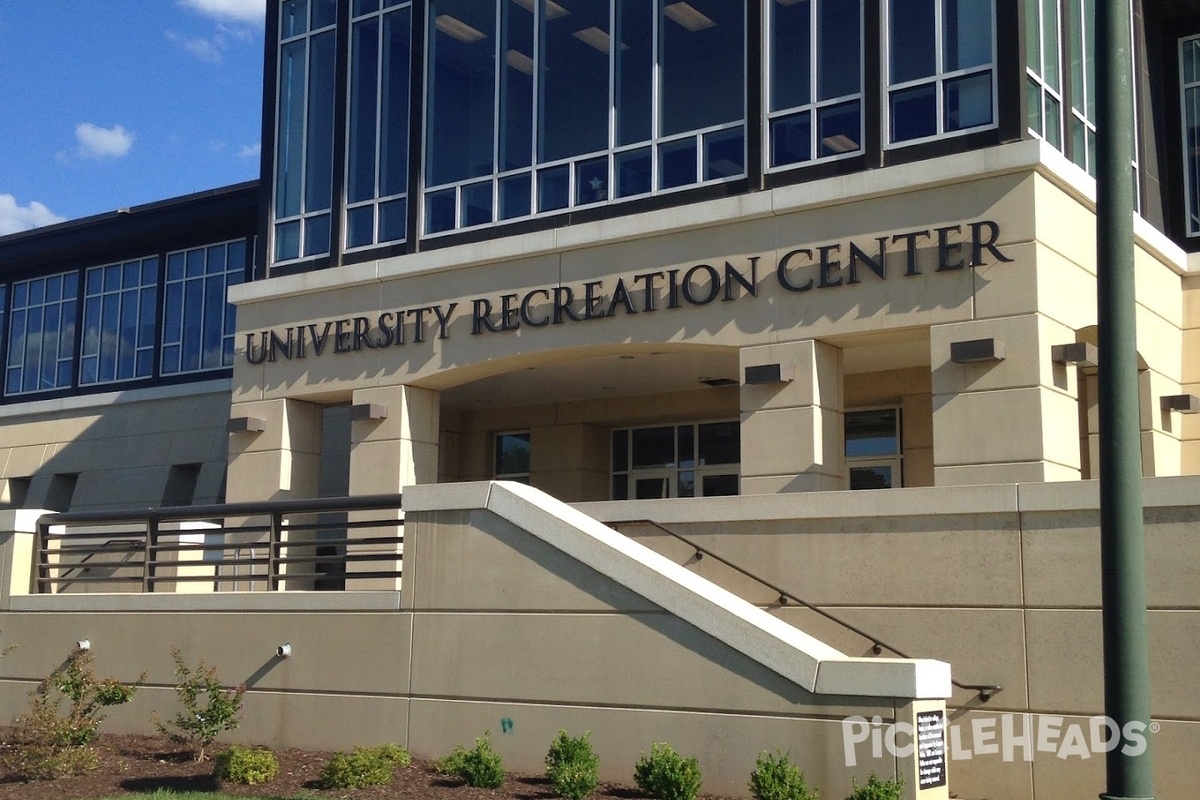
[611,517,1002,702]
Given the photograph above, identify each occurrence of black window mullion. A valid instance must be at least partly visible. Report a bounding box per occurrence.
[328,0,352,268]
[864,0,884,166]
[69,268,85,394]
[746,0,763,189]
[407,0,426,253]
[996,0,1025,142]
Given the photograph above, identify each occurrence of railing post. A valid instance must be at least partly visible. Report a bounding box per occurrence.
[36,521,49,595]
[269,511,281,591]
[144,518,158,593]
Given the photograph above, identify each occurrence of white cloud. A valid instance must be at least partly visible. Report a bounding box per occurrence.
[238,143,261,160]
[0,195,66,236]
[76,123,135,159]
[178,0,265,25]
[180,33,224,63]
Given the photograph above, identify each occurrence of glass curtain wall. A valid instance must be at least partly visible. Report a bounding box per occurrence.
[6,273,78,395]
[161,239,247,375]
[346,0,412,250]
[79,258,158,386]
[423,0,747,236]
[767,0,863,169]
[886,0,996,144]
[274,0,338,262]
[1182,35,1200,236]
[1066,0,1096,175]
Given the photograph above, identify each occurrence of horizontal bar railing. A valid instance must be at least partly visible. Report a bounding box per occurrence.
[35,493,404,595]
[610,518,1003,702]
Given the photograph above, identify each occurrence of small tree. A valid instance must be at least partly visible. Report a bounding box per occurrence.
[154,645,246,762]
[1,648,142,779]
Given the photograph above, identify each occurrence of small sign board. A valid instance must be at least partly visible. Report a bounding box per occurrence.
[916,710,947,789]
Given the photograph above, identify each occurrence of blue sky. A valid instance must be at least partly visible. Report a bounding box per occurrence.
[0,0,266,235]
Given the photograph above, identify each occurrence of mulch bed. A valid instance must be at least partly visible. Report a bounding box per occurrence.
[0,732,735,800]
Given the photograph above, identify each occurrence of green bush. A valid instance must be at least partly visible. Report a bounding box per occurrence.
[545,730,599,800]
[214,745,279,785]
[438,732,506,789]
[0,648,142,779]
[633,742,702,800]
[749,751,818,800]
[318,743,411,789]
[154,645,246,762]
[845,772,903,800]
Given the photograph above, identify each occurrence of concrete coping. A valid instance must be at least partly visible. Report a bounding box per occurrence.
[404,481,952,700]
[9,590,402,613]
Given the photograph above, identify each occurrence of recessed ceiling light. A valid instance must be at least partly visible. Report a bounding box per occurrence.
[821,134,859,154]
[664,2,715,32]
[506,49,534,75]
[435,14,486,43]
[572,26,613,54]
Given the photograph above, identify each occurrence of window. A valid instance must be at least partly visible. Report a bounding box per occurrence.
[494,431,531,483]
[611,421,739,500]
[1066,0,1096,175]
[79,257,158,386]
[845,408,902,490]
[1181,34,1200,236]
[1026,0,1063,149]
[886,0,996,145]
[767,0,863,169]
[423,0,746,235]
[6,272,78,395]
[346,0,413,250]
[161,239,247,375]
[274,0,338,262]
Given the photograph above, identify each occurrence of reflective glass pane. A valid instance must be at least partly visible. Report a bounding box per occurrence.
[818,0,860,101]
[678,425,694,468]
[659,138,697,189]
[615,148,652,197]
[771,0,812,111]
[631,426,676,468]
[354,0,380,16]
[704,127,744,180]
[845,409,899,457]
[849,465,893,490]
[943,0,992,72]
[540,0,608,162]
[280,0,307,38]
[634,477,670,499]
[275,39,307,217]
[1188,87,1200,233]
[347,206,375,248]
[304,30,336,215]
[890,83,937,142]
[537,165,569,212]
[494,432,531,475]
[612,430,629,471]
[379,198,407,242]
[817,102,860,157]
[702,474,738,497]
[1044,95,1061,147]
[1025,0,1039,76]
[1027,77,1042,134]
[203,276,225,369]
[576,157,609,205]
[348,17,381,204]
[945,71,993,131]
[499,173,532,219]
[380,8,412,196]
[312,0,337,29]
[771,111,812,167]
[890,0,935,83]
[678,470,695,498]
[616,0,654,145]
[462,181,493,227]
[612,474,629,501]
[426,0,496,185]
[1070,115,1087,170]
[276,221,301,261]
[1186,37,1200,84]
[698,421,739,465]
[303,213,331,256]
[500,0,534,170]
[661,0,745,136]
[1040,0,1058,89]
[425,189,457,234]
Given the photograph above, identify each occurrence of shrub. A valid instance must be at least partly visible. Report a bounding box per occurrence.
[438,732,506,789]
[545,730,599,800]
[845,772,903,800]
[0,648,142,779]
[633,742,702,800]
[214,745,279,785]
[749,751,818,800]
[318,743,411,789]
[154,645,246,762]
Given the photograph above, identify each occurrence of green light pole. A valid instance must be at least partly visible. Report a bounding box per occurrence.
[1095,1,1155,798]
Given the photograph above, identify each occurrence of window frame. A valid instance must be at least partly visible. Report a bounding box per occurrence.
[1026,0,1064,149]
[160,238,249,378]
[1181,33,1200,237]
[78,256,159,387]
[493,430,532,483]
[5,270,80,397]
[610,419,740,500]
[883,0,999,149]
[844,406,904,490]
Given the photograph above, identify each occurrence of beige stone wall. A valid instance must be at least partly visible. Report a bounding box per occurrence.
[0,385,230,512]
[1182,276,1200,473]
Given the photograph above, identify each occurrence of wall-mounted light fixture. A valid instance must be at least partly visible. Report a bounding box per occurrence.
[1161,394,1200,414]
[743,363,795,385]
[950,338,1006,364]
[75,639,91,651]
[276,643,292,659]
[1051,342,1099,367]
[348,403,388,421]
[227,416,266,434]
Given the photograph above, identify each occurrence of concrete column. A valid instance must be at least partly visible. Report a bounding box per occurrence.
[530,423,609,502]
[0,509,49,608]
[225,398,324,502]
[344,385,440,590]
[739,340,844,494]
[931,314,1081,485]
[1183,276,1200,474]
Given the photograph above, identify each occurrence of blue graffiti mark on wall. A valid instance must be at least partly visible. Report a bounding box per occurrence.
[500,717,514,734]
